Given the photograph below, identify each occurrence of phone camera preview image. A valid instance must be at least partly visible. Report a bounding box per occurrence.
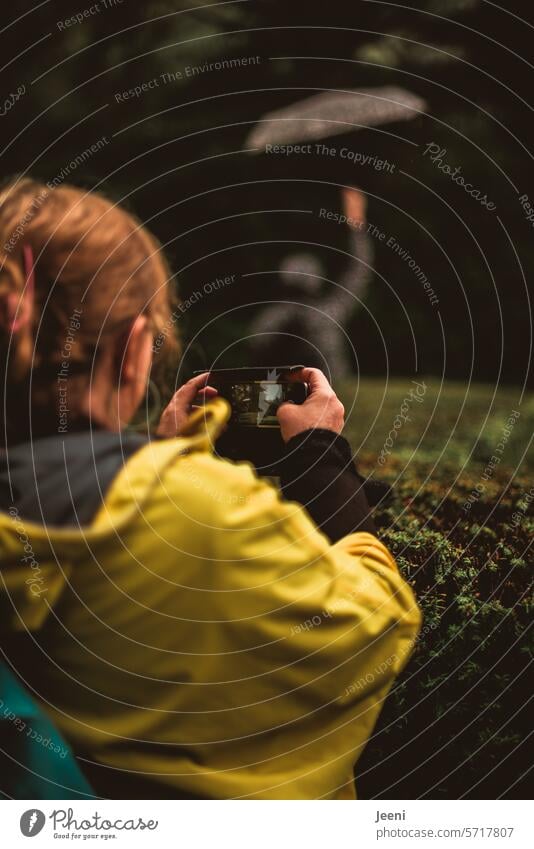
[196,366,307,429]
[195,367,308,471]
[230,380,292,427]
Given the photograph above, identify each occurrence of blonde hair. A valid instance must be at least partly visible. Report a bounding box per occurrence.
[0,177,179,441]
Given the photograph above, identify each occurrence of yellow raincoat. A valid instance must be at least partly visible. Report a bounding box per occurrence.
[0,399,421,799]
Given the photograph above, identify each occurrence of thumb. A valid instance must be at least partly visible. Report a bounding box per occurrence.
[276,400,297,424]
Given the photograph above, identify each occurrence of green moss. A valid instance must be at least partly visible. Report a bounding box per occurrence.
[342,380,533,798]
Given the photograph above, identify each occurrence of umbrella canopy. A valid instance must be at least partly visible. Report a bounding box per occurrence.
[245,86,426,149]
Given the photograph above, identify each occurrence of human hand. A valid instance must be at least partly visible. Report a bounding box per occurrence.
[157,373,217,437]
[342,187,367,228]
[276,368,345,443]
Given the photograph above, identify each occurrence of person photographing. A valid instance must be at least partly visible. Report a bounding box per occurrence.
[0,178,420,799]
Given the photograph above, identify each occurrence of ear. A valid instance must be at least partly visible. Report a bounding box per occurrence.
[1,288,33,332]
[120,315,153,385]
[0,246,35,334]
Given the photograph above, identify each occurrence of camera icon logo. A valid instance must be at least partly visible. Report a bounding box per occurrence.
[20,809,46,837]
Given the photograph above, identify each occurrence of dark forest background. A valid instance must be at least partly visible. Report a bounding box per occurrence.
[1,1,532,801]
[1,0,532,388]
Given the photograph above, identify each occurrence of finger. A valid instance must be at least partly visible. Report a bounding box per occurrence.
[177,372,211,402]
[195,386,218,404]
[196,386,218,398]
[294,367,332,395]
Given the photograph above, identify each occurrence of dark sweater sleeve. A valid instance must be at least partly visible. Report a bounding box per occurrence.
[279,428,376,543]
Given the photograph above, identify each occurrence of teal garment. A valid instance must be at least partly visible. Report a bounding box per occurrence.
[0,663,93,799]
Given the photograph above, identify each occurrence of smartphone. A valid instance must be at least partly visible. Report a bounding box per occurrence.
[194,366,307,428]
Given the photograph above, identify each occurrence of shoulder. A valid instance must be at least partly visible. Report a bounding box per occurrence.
[163,448,262,510]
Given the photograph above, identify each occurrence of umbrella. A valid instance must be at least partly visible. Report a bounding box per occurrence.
[245,86,426,149]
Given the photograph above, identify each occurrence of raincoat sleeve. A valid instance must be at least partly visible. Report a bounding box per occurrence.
[205,454,421,683]
[181,452,421,797]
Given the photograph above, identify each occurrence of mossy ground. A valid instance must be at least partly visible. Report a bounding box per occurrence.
[340,378,532,798]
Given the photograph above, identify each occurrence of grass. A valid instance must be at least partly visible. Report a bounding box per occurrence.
[338,378,533,799]
[341,376,533,472]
